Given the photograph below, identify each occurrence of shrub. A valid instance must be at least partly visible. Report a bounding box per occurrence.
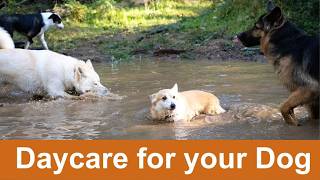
[214,0,319,35]
[64,0,89,22]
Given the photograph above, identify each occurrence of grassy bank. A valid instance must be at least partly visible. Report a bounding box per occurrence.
[2,0,319,61]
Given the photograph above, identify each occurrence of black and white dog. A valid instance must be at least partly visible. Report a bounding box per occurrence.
[0,12,64,50]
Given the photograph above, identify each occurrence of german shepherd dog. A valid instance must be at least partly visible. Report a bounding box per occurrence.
[234,1,319,126]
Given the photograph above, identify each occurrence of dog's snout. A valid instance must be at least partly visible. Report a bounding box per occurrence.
[238,32,245,37]
[57,23,64,29]
[232,34,241,43]
[102,88,109,95]
[170,103,176,110]
[96,86,108,96]
[232,32,245,43]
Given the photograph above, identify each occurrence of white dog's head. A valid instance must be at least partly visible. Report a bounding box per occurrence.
[73,60,108,96]
[149,83,179,121]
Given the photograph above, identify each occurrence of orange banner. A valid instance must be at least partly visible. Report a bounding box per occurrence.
[0,140,319,180]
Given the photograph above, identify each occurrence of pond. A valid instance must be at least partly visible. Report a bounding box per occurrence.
[0,60,318,139]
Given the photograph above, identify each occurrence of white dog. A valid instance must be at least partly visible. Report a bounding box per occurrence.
[0,27,107,99]
[0,27,14,49]
[149,84,225,122]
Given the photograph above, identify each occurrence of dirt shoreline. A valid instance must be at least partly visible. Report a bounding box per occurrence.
[60,36,265,63]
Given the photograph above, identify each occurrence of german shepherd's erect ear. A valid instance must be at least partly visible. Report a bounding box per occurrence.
[267,0,275,12]
[263,6,284,31]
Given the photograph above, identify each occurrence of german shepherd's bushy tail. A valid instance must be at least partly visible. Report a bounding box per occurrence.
[0,27,14,49]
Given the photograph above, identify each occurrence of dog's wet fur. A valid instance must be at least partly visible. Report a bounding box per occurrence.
[235,1,319,126]
[149,84,225,122]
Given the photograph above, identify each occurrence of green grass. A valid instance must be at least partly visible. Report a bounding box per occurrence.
[47,0,214,60]
[3,0,319,61]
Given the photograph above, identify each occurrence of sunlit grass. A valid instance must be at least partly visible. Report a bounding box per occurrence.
[43,0,214,59]
[6,0,318,62]
[8,0,252,61]
[59,0,211,30]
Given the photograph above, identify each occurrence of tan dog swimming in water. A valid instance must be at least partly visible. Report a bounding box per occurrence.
[149,84,225,122]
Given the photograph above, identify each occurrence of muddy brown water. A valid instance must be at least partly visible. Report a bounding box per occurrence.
[0,60,318,139]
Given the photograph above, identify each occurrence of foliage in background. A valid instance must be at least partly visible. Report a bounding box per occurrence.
[59,0,210,30]
[3,0,319,34]
[214,0,319,35]
[1,0,318,61]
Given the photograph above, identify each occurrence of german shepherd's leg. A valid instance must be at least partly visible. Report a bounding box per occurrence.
[280,88,314,126]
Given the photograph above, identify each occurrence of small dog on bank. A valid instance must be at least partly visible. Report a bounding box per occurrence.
[149,84,225,122]
[0,27,107,99]
[234,1,319,126]
[0,12,64,50]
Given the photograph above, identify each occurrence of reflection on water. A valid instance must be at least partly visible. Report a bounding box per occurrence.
[0,60,318,139]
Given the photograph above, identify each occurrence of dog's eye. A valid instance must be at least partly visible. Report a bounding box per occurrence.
[173,96,175,99]
[94,83,98,86]
[162,96,167,101]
